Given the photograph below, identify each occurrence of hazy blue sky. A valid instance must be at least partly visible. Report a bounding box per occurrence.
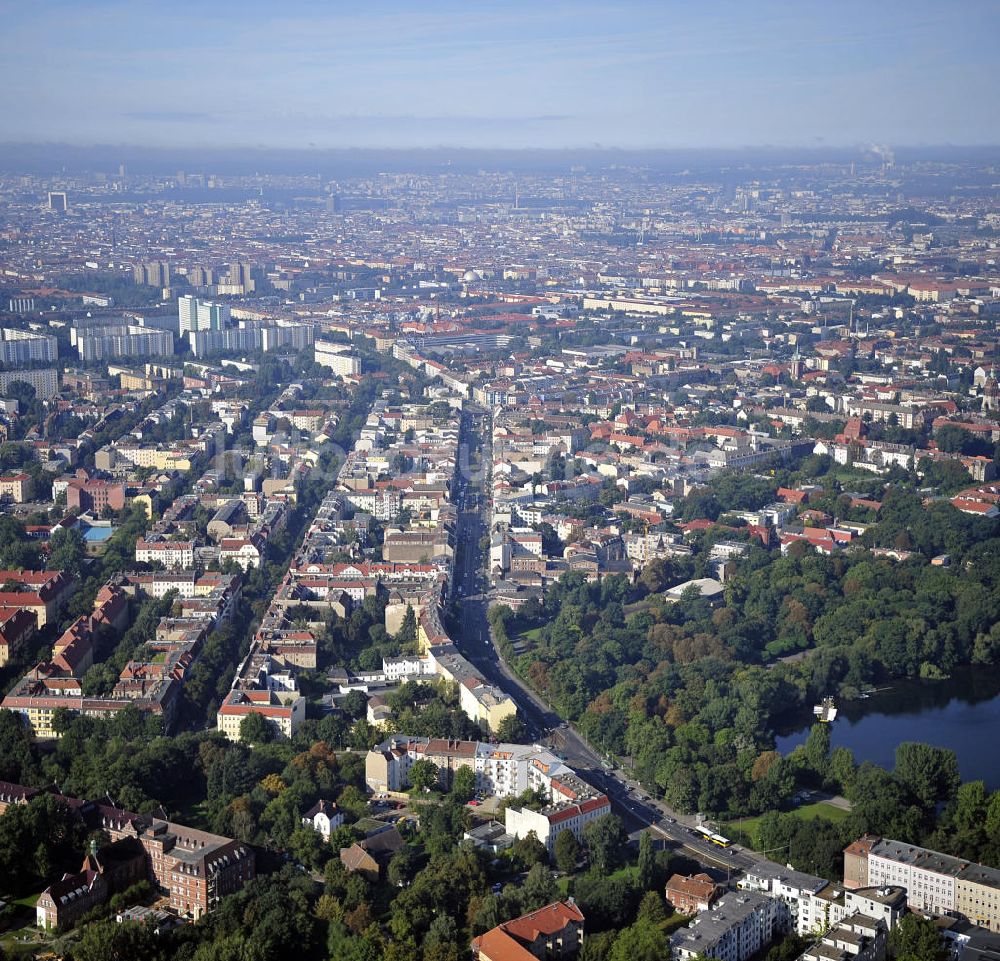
[3,0,998,149]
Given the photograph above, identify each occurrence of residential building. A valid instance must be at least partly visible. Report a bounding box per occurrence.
[504,794,612,855]
[302,800,344,841]
[0,368,59,399]
[219,536,264,571]
[65,475,126,514]
[0,473,33,503]
[473,900,585,961]
[845,835,1000,931]
[365,737,608,854]
[216,688,306,741]
[741,861,906,937]
[135,539,195,569]
[796,913,888,961]
[0,607,37,667]
[0,570,74,628]
[0,328,58,364]
[179,295,230,334]
[339,823,403,882]
[72,324,174,361]
[133,261,171,288]
[315,340,361,378]
[671,891,784,961]
[667,873,722,915]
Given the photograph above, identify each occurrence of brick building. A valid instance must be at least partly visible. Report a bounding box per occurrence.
[666,872,722,915]
[65,474,127,514]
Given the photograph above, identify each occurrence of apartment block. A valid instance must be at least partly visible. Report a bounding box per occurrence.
[796,913,888,961]
[0,473,33,503]
[473,901,584,961]
[315,339,361,377]
[216,687,305,741]
[135,539,195,569]
[71,324,174,361]
[0,607,37,667]
[0,368,59,399]
[178,295,230,334]
[0,570,75,628]
[671,891,784,961]
[0,328,58,363]
[845,836,1000,931]
[741,861,906,938]
[366,735,610,852]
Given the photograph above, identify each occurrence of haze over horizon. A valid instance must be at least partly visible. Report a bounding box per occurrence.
[3,0,999,151]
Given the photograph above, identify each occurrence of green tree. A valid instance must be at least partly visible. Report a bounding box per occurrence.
[396,605,418,646]
[409,758,439,792]
[934,425,974,455]
[72,919,163,961]
[637,830,656,890]
[894,742,961,810]
[288,826,328,870]
[48,526,88,578]
[239,711,275,745]
[387,845,422,888]
[451,765,476,803]
[829,747,857,792]
[608,919,669,961]
[889,913,947,961]
[495,713,527,743]
[803,723,831,777]
[583,813,626,875]
[523,861,558,911]
[636,890,667,924]
[0,794,89,897]
[554,828,582,874]
[511,831,549,868]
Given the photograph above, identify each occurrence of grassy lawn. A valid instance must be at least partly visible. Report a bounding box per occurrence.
[511,627,544,653]
[831,469,883,488]
[724,801,850,848]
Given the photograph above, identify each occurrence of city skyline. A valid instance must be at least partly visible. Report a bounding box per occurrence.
[3,0,999,150]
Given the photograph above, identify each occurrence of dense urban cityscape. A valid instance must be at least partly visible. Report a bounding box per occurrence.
[0,142,997,961]
[1,1,1000,957]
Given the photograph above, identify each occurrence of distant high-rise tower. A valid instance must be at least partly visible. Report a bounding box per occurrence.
[133,261,171,287]
[226,262,255,292]
[48,191,68,212]
[178,294,199,334]
[179,295,229,333]
[188,265,214,288]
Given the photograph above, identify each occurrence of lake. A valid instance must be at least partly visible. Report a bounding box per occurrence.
[775,667,1000,789]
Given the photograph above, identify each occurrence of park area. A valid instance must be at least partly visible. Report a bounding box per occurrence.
[725,800,851,849]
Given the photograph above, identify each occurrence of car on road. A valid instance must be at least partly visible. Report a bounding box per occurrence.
[467,799,480,806]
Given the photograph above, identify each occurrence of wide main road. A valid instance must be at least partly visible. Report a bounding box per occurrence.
[452,405,762,877]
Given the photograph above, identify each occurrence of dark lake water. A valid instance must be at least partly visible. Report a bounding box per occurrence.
[775,666,1000,789]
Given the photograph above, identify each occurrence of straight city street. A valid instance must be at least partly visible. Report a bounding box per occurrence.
[452,406,763,878]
